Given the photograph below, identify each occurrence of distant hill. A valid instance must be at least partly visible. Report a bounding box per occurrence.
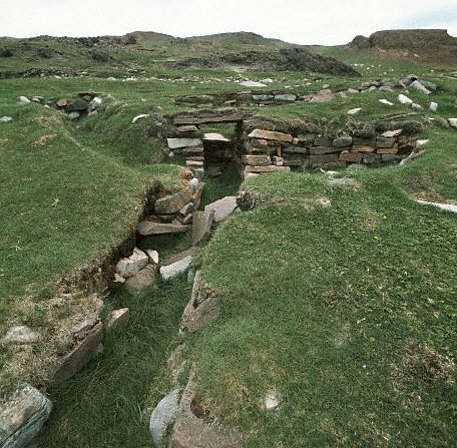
[0,30,360,78]
[348,29,457,64]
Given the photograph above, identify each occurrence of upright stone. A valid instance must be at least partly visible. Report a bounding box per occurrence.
[192,210,215,245]
[204,197,238,223]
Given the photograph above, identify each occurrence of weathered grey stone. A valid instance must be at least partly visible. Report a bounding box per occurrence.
[132,114,149,124]
[419,80,437,92]
[0,384,52,448]
[448,118,457,129]
[252,94,274,102]
[53,322,104,384]
[167,138,203,150]
[137,221,190,236]
[332,136,352,148]
[410,80,431,95]
[192,211,215,245]
[398,94,413,105]
[107,308,129,331]
[429,102,438,112]
[347,107,361,115]
[146,249,159,265]
[179,202,194,217]
[160,253,194,281]
[239,80,266,87]
[155,188,193,215]
[125,265,157,293]
[149,389,181,448]
[382,129,403,138]
[205,196,238,223]
[379,99,394,106]
[263,390,279,411]
[19,96,31,104]
[116,248,149,279]
[68,112,80,120]
[3,326,40,344]
[274,94,297,102]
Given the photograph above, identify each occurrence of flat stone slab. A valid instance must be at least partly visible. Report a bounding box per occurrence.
[155,188,193,215]
[192,210,215,245]
[167,138,203,150]
[248,129,293,143]
[239,80,266,87]
[150,389,181,448]
[137,221,190,236]
[203,133,230,142]
[205,196,238,223]
[417,200,457,214]
[0,384,52,448]
[53,322,104,384]
[160,256,193,281]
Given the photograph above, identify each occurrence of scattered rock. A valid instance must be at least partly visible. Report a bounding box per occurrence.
[417,200,457,214]
[410,80,431,95]
[149,389,181,448]
[132,114,149,124]
[0,116,12,123]
[429,102,438,112]
[146,249,160,265]
[160,250,195,281]
[204,196,238,223]
[3,325,41,344]
[68,112,80,120]
[379,99,394,106]
[411,103,423,110]
[347,107,362,115]
[263,391,280,411]
[107,308,130,331]
[19,96,31,104]
[125,264,157,292]
[0,384,52,448]
[115,247,149,279]
[56,98,67,108]
[239,80,266,87]
[398,94,413,105]
[448,118,457,129]
[416,139,430,148]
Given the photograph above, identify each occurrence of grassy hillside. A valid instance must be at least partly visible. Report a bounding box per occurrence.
[1,33,457,448]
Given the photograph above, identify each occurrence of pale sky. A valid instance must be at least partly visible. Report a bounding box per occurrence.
[1,0,457,45]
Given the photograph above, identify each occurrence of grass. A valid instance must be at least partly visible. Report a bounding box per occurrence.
[38,276,190,448]
[1,35,457,448]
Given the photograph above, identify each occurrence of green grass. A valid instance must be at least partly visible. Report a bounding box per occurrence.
[38,276,190,448]
[2,38,457,448]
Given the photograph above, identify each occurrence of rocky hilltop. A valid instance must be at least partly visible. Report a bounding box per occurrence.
[349,29,457,63]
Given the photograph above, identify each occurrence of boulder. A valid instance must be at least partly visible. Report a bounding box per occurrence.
[125,264,157,292]
[192,210,215,245]
[204,196,238,223]
[149,389,181,448]
[0,384,52,448]
[167,138,203,150]
[410,80,431,95]
[115,248,149,279]
[155,188,193,215]
[137,221,190,236]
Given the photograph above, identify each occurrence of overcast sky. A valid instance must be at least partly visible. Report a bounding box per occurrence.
[2,0,457,45]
